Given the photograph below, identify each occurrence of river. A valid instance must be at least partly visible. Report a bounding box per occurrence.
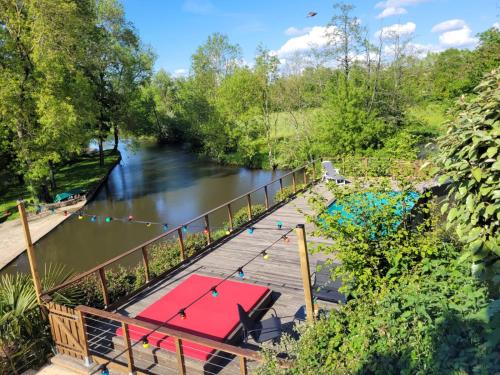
[6,140,284,275]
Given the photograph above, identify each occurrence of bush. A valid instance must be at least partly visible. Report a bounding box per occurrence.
[257,254,499,375]
[231,204,266,228]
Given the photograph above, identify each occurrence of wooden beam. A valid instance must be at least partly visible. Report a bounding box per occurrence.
[141,246,150,283]
[263,186,269,209]
[239,355,248,375]
[227,203,234,230]
[292,172,297,193]
[174,338,186,375]
[177,228,185,261]
[204,214,212,244]
[76,310,92,366]
[295,224,314,323]
[121,322,135,374]
[303,167,307,186]
[246,194,252,220]
[17,201,43,305]
[279,178,283,193]
[97,268,109,307]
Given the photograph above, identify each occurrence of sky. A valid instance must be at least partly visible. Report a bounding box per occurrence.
[121,0,500,76]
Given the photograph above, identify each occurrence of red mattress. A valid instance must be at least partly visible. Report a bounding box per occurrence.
[116,274,270,361]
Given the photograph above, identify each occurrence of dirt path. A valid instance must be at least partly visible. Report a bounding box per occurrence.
[0,201,85,270]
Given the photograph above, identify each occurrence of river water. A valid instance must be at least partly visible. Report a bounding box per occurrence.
[6,140,284,275]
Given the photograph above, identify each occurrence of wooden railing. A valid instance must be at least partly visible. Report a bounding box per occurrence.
[76,305,268,374]
[40,159,323,306]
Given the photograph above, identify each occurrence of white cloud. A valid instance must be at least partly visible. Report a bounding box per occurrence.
[273,26,334,58]
[284,26,312,36]
[375,22,416,39]
[376,0,429,8]
[493,22,500,30]
[376,7,407,19]
[182,0,213,14]
[431,19,466,33]
[438,25,478,47]
[173,69,188,78]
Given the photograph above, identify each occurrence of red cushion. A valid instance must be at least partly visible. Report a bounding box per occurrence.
[116,274,270,361]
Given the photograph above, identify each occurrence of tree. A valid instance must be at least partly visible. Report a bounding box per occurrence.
[437,68,500,291]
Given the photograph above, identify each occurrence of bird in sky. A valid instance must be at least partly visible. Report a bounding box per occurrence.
[307,11,317,17]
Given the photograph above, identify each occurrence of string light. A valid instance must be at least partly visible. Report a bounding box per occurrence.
[141,336,150,348]
[237,267,245,278]
[101,365,109,375]
[105,217,112,223]
[146,222,152,227]
[262,250,269,260]
[90,215,97,222]
[182,225,188,233]
[163,224,169,231]
[203,228,209,235]
[128,215,134,221]
[277,220,283,229]
[210,286,219,297]
[179,309,186,319]
[283,234,290,243]
[78,213,83,220]
[64,210,68,216]
[225,229,231,235]
[247,227,255,234]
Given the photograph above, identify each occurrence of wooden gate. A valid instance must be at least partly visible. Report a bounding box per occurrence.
[47,303,85,359]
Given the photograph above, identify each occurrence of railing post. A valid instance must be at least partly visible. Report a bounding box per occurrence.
[177,228,186,261]
[204,214,212,244]
[292,171,297,193]
[246,194,252,220]
[364,157,368,180]
[174,338,186,375]
[97,268,110,307]
[303,167,307,186]
[227,203,234,231]
[121,322,135,374]
[295,224,314,323]
[141,246,150,283]
[264,186,269,209]
[342,156,346,175]
[76,310,92,367]
[279,178,283,193]
[239,355,248,375]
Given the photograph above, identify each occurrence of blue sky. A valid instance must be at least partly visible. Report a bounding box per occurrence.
[121,0,499,75]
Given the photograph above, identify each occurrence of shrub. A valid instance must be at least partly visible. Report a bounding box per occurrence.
[231,204,266,228]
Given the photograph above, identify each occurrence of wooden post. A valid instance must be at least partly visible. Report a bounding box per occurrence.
[292,172,297,193]
[295,224,314,323]
[141,246,150,283]
[204,214,212,244]
[239,355,248,375]
[17,201,43,305]
[177,228,186,261]
[121,322,135,374]
[279,178,283,193]
[97,268,110,307]
[76,310,92,367]
[364,158,368,180]
[263,186,269,209]
[303,167,307,186]
[342,156,346,175]
[174,338,186,375]
[226,203,234,230]
[246,194,252,220]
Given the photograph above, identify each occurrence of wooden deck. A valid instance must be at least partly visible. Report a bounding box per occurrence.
[113,184,334,322]
[83,184,337,374]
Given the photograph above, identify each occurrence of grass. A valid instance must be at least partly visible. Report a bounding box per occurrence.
[0,150,120,221]
[407,101,450,135]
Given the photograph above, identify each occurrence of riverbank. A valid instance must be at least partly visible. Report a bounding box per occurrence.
[0,150,121,222]
[0,150,121,271]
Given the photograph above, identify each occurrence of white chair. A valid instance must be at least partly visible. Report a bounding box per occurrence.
[322,161,347,185]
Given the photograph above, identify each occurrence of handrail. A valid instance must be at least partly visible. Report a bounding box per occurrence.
[41,159,320,297]
[76,305,263,361]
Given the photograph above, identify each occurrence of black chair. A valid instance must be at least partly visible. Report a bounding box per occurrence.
[237,304,282,344]
[312,261,348,304]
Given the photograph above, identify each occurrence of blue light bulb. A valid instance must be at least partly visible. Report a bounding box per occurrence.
[237,267,244,278]
[247,227,254,234]
[277,221,283,229]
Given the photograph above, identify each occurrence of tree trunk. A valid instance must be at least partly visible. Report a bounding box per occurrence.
[48,161,56,191]
[98,136,104,167]
[113,123,119,152]
[37,183,51,203]
[17,174,25,186]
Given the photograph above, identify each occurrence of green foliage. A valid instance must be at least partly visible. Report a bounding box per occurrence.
[231,204,266,228]
[437,68,499,288]
[258,254,498,375]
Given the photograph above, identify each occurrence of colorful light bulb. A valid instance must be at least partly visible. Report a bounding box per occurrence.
[163,224,169,231]
[101,366,109,375]
[262,251,269,260]
[142,337,149,348]
[146,222,152,227]
[283,235,290,243]
[179,309,186,319]
[211,287,219,297]
[64,210,68,216]
[128,215,133,221]
[90,215,97,222]
[105,217,112,223]
[78,214,83,220]
[203,228,209,235]
[247,227,255,234]
[225,229,231,235]
[182,225,188,233]
[277,221,283,229]
[237,267,245,278]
